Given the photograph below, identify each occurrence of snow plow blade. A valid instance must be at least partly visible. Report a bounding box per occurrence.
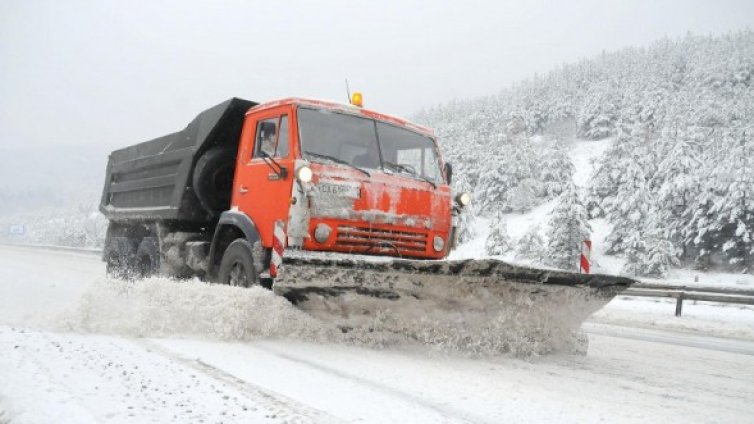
[274,255,635,355]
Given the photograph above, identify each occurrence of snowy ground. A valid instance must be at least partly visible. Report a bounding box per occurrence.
[1,245,754,423]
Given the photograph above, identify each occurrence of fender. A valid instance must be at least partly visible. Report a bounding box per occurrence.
[207,211,261,278]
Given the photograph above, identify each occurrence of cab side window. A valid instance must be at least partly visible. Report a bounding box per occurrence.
[254,118,277,158]
[253,115,289,159]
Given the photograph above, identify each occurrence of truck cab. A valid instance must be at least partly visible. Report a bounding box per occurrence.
[231,98,455,271]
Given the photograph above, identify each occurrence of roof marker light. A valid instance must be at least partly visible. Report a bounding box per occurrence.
[351,92,363,108]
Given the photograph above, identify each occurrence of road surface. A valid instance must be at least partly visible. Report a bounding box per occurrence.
[1,245,753,423]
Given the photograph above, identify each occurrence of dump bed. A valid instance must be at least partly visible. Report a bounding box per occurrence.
[100,98,257,223]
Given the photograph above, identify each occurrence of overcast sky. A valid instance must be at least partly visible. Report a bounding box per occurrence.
[1,0,753,149]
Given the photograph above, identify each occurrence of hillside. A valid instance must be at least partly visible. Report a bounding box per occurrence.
[416,31,754,276]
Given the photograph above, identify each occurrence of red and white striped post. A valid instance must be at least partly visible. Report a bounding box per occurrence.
[580,240,591,274]
[270,220,286,277]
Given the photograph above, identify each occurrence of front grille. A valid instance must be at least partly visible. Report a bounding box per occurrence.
[335,225,427,254]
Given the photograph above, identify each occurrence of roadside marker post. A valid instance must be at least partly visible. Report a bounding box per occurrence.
[580,240,591,274]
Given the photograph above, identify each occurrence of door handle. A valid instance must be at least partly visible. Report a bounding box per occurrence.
[238,186,249,194]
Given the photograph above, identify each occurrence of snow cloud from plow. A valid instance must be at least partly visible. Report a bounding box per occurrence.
[54,278,590,357]
[57,278,327,341]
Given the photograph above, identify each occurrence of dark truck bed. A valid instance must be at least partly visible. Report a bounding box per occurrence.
[100,98,257,224]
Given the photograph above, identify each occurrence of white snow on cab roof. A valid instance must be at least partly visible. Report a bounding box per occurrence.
[250,97,435,137]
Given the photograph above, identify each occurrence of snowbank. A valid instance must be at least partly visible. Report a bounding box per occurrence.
[57,276,585,357]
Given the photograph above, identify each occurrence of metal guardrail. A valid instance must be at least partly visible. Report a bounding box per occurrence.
[0,243,102,256]
[632,282,754,297]
[622,285,754,316]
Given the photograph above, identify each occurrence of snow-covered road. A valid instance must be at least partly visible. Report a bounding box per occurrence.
[1,245,753,423]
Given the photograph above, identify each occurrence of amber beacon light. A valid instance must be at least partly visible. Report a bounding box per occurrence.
[351,91,363,107]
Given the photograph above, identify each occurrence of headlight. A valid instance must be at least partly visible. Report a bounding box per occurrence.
[433,235,445,252]
[313,223,332,244]
[296,165,313,183]
[455,192,471,207]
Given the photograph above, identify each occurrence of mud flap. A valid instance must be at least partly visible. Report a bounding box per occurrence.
[273,253,634,355]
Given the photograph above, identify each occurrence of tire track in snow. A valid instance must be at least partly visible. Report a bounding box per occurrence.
[137,339,342,423]
[250,344,486,424]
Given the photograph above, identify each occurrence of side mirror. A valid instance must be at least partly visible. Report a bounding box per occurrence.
[444,162,453,185]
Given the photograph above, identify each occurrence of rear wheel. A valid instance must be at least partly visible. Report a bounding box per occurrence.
[135,237,160,278]
[105,237,137,279]
[217,239,258,288]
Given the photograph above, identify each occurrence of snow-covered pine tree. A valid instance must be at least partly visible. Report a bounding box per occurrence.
[475,144,513,214]
[709,131,754,271]
[625,200,682,277]
[621,230,647,276]
[544,182,592,271]
[506,178,540,212]
[684,183,720,270]
[683,129,753,271]
[515,226,545,264]
[538,144,575,200]
[576,82,619,140]
[652,125,702,255]
[475,142,539,214]
[588,122,649,219]
[485,210,512,256]
[639,229,681,277]
[604,156,652,255]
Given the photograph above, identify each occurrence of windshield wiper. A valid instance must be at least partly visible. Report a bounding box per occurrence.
[304,151,370,177]
[383,161,415,175]
[383,161,437,188]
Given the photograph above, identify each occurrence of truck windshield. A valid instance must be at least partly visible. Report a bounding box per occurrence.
[297,107,443,183]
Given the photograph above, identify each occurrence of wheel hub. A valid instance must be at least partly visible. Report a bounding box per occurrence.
[228,261,248,287]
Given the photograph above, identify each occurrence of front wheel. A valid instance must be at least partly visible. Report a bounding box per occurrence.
[217,239,258,288]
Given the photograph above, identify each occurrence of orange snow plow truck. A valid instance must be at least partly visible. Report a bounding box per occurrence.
[101,96,633,350]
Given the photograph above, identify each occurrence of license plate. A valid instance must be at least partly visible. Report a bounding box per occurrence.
[316,182,361,199]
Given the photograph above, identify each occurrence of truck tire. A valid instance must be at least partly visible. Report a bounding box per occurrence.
[105,237,137,280]
[217,239,258,288]
[193,146,236,214]
[135,237,160,278]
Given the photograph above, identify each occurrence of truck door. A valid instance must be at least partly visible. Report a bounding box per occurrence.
[233,107,296,248]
